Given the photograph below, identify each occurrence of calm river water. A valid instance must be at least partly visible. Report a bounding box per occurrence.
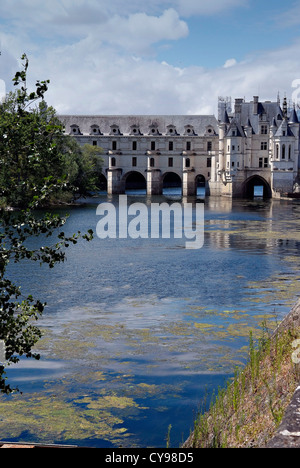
[1,190,300,447]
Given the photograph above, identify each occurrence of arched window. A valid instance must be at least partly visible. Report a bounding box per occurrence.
[111,157,116,167]
[276,145,279,160]
[289,145,292,160]
[150,158,155,168]
[185,158,190,168]
[282,144,286,160]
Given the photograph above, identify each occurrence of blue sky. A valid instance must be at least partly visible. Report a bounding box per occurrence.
[1,0,300,115]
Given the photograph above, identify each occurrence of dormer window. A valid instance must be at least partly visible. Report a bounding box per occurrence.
[90,124,102,135]
[70,124,82,135]
[205,126,215,136]
[261,125,268,135]
[110,124,122,136]
[130,125,143,136]
[166,125,179,136]
[149,123,160,135]
[184,125,196,136]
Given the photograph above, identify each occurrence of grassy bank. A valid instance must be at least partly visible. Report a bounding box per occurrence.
[183,314,300,448]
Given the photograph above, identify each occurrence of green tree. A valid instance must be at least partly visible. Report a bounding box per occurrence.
[0,54,93,394]
[60,142,104,200]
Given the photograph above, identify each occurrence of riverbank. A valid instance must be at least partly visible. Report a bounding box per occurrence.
[183,298,300,448]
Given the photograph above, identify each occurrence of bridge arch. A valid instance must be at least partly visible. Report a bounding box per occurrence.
[195,174,207,196]
[98,173,107,192]
[122,171,147,193]
[162,172,182,195]
[243,175,272,199]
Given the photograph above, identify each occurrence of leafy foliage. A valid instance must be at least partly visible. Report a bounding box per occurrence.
[0,54,94,393]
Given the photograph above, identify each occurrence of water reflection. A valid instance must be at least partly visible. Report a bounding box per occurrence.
[2,194,300,447]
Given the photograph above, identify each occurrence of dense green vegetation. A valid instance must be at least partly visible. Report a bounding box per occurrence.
[0,64,103,208]
[0,54,97,393]
[184,321,300,448]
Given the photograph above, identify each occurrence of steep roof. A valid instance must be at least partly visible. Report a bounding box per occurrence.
[58,114,219,137]
[225,118,246,138]
[289,108,299,124]
[234,100,283,134]
[275,119,295,137]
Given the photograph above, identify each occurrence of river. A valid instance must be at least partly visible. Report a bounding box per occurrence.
[1,190,300,447]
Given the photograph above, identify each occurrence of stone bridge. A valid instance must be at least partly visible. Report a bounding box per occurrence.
[59,114,220,197]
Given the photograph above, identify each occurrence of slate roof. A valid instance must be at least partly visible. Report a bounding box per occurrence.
[219,98,300,136]
[59,115,219,137]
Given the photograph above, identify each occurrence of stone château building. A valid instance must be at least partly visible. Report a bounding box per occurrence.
[59,95,300,198]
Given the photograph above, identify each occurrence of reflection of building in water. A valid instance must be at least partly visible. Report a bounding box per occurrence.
[205,200,288,253]
[60,95,300,199]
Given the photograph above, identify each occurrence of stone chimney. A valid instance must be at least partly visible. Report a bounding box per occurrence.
[235,98,243,115]
[253,96,259,115]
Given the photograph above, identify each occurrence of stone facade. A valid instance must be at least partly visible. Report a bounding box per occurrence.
[59,95,300,198]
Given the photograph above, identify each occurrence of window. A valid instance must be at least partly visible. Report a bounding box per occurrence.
[261,142,268,151]
[207,141,212,152]
[169,141,174,151]
[168,157,173,167]
[112,141,117,151]
[232,161,235,168]
[132,141,137,151]
[282,144,286,159]
[283,130,286,137]
[259,157,268,168]
[151,141,156,151]
[232,145,235,151]
[150,158,155,168]
[185,158,190,168]
[132,157,137,167]
[289,145,292,160]
[111,157,116,167]
[261,125,268,135]
[276,145,279,159]
[93,141,97,146]
[186,141,191,151]
[207,158,211,168]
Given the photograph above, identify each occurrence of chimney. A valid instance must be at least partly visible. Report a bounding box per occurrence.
[253,96,259,115]
[234,98,243,115]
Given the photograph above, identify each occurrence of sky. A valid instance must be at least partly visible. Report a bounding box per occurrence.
[1,0,300,116]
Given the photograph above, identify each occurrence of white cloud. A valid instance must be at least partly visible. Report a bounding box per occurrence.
[1,1,300,118]
[223,58,237,69]
[95,9,189,54]
[31,37,299,117]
